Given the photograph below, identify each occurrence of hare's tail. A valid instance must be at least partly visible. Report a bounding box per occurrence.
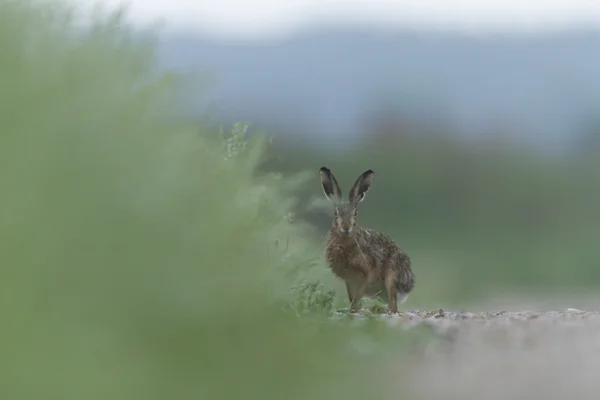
[397,267,415,296]
[397,292,409,305]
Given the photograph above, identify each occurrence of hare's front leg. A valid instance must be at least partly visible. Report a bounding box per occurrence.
[346,281,362,312]
[345,281,356,304]
[350,271,375,312]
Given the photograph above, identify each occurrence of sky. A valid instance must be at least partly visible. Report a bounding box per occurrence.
[66,0,600,40]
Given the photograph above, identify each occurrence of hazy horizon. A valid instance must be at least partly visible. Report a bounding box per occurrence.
[68,0,600,40]
[55,0,600,153]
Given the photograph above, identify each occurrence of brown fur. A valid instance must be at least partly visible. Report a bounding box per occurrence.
[319,167,414,313]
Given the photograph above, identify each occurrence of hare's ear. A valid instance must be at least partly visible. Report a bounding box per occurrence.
[349,169,374,205]
[319,167,342,204]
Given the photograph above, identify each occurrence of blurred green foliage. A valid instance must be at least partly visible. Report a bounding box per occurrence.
[0,2,422,399]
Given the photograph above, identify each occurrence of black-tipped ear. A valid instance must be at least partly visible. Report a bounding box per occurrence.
[348,169,374,205]
[319,167,342,204]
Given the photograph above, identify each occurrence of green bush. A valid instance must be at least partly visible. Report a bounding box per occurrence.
[0,3,406,399]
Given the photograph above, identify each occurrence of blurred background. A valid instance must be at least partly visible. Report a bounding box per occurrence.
[3,0,600,399]
[153,0,600,306]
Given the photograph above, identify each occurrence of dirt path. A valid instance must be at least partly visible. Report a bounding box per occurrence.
[334,308,600,399]
[397,309,600,400]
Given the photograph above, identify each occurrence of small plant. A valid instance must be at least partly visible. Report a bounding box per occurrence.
[216,122,336,314]
[218,122,251,160]
[289,280,337,314]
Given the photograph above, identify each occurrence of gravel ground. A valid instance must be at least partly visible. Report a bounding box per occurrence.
[337,307,600,399]
[411,309,600,400]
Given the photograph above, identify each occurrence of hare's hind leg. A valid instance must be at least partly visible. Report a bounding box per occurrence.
[384,270,399,314]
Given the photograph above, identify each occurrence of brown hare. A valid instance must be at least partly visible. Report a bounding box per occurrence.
[319,167,414,314]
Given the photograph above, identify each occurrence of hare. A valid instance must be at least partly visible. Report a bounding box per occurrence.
[319,167,414,314]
